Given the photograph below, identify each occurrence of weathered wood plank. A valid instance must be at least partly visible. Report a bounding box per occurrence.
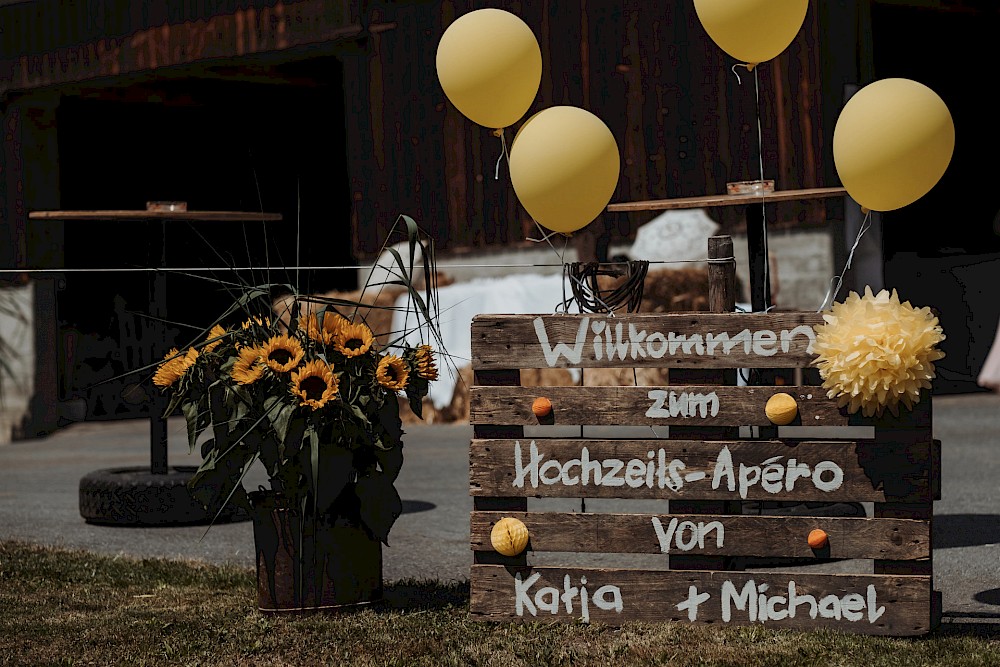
[471,313,824,370]
[470,565,932,635]
[874,503,933,577]
[470,511,930,560]
[471,385,849,427]
[470,439,934,503]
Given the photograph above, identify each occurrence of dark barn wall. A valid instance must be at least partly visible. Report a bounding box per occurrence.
[342,0,836,260]
[2,0,841,263]
[870,1,1000,393]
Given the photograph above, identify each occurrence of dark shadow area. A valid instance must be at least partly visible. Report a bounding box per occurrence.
[380,579,470,612]
[974,588,1000,607]
[934,514,1000,550]
[936,618,1000,639]
[54,58,357,423]
[874,4,1000,396]
[400,500,436,515]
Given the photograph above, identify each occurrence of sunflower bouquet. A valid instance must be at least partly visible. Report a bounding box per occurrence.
[150,217,444,546]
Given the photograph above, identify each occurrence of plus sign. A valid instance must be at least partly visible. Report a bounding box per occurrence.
[676,585,711,621]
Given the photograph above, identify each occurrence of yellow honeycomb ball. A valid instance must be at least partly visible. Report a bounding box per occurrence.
[765,392,798,425]
[490,517,529,557]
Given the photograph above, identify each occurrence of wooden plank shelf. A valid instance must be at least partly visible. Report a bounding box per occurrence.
[469,439,935,503]
[470,385,856,427]
[471,566,931,634]
[471,511,930,560]
[606,186,848,213]
[28,210,283,222]
[472,312,824,370]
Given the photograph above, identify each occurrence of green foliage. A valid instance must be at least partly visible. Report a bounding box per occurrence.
[151,216,445,544]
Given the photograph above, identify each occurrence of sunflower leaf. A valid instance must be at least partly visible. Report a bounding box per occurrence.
[406,389,423,421]
[354,472,402,546]
[268,401,295,445]
[315,443,353,516]
[181,397,206,452]
[307,426,320,518]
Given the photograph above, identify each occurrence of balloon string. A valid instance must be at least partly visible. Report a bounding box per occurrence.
[817,209,872,312]
[493,128,509,180]
[730,62,754,86]
[527,220,570,265]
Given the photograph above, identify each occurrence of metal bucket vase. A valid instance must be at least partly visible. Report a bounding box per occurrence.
[248,490,383,613]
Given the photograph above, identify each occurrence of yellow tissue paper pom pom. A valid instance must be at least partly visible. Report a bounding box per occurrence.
[811,287,946,417]
[490,517,529,557]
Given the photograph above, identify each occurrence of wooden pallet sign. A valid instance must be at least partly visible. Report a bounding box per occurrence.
[468,236,940,636]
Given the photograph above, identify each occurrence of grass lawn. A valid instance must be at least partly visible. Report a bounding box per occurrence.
[1,540,998,666]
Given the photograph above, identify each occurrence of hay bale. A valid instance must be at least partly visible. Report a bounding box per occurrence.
[639,267,711,313]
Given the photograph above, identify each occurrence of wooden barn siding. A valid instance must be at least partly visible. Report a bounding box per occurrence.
[343,0,832,259]
[0,105,24,281]
[0,0,361,92]
[0,0,834,260]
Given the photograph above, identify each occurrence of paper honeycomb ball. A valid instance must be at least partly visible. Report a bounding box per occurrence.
[531,396,553,418]
[765,392,798,425]
[811,287,945,417]
[807,528,829,549]
[490,517,529,557]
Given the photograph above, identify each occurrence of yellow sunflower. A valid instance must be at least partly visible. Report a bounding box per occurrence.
[152,347,199,388]
[262,334,305,373]
[231,346,265,385]
[241,315,271,330]
[413,344,438,381]
[334,322,375,358]
[299,311,349,346]
[298,311,319,335]
[376,354,409,392]
[202,324,227,354]
[290,359,339,409]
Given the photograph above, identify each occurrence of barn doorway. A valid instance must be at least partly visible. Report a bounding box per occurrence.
[54,56,356,419]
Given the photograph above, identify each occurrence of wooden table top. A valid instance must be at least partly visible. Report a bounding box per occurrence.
[29,210,283,222]
[606,186,849,212]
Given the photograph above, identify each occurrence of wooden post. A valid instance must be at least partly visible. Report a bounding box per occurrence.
[149,219,169,475]
[745,202,780,392]
[18,97,63,437]
[872,395,937,627]
[472,367,527,567]
[745,203,772,311]
[669,235,741,571]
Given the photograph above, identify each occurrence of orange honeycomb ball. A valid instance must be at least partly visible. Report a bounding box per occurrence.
[532,397,553,418]
[807,528,828,549]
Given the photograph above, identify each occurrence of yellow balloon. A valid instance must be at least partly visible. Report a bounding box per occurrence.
[693,0,808,66]
[509,106,621,234]
[833,78,955,212]
[435,9,542,129]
